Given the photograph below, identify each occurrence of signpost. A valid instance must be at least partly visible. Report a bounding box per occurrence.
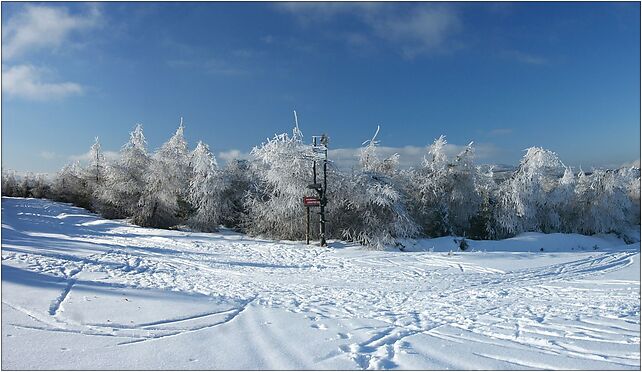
[303,196,321,206]
[303,134,329,247]
[303,197,320,244]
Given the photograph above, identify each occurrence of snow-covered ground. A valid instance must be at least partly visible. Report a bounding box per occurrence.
[2,197,640,370]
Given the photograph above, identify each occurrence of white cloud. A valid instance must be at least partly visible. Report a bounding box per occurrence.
[329,142,500,170]
[39,151,58,160]
[218,149,249,164]
[277,3,461,57]
[502,50,548,65]
[2,64,83,101]
[2,4,101,60]
[69,149,119,162]
[277,2,377,22]
[167,58,250,77]
[621,159,641,168]
[367,6,462,58]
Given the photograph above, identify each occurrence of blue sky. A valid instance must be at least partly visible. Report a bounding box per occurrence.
[2,2,640,173]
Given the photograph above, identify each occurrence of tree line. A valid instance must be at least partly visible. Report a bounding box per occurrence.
[3,116,640,249]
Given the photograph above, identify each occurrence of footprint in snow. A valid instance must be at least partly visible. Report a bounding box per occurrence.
[338,345,351,352]
[312,323,328,330]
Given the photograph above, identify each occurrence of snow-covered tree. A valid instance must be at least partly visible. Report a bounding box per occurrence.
[2,170,19,196]
[77,137,107,211]
[187,141,225,232]
[495,147,565,236]
[408,136,483,237]
[28,173,51,199]
[468,165,499,239]
[245,115,313,239]
[219,159,254,230]
[52,162,90,208]
[84,137,105,185]
[133,119,191,228]
[617,166,641,225]
[446,142,482,235]
[550,166,577,232]
[408,135,451,236]
[573,169,632,234]
[95,124,150,218]
[339,126,419,249]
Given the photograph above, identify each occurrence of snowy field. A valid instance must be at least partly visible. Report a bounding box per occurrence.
[1,197,640,370]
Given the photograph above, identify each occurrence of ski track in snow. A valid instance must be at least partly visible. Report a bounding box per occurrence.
[1,197,640,369]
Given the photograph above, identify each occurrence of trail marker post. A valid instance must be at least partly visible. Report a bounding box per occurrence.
[304,134,328,247]
[306,206,310,245]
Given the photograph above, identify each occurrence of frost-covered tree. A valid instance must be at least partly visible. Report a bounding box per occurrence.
[408,136,483,237]
[52,162,90,208]
[339,126,419,249]
[84,137,105,185]
[550,167,577,232]
[6,172,50,199]
[219,159,254,230]
[468,165,499,239]
[617,166,641,225]
[572,169,632,234]
[78,137,107,211]
[495,147,565,236]
[133,119,191,228]
[411,135,451,236]
[2,170,19,196]
[446,142,482,235]
[187,141,225,232]
[95,124,150,218]
[245,115,313,239]
[28,173,51,199]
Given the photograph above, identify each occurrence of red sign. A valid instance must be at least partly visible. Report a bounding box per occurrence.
[303,196,321,207]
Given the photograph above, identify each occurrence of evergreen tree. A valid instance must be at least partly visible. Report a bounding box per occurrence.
[188,141,225,232]
[95,124,150,218]
[133,119,191,228]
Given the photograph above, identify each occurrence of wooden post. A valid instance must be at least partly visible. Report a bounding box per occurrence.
[319,135,328,247]
[306,206,310,245]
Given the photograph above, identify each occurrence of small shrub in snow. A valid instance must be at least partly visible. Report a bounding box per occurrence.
[458,238,469,251]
